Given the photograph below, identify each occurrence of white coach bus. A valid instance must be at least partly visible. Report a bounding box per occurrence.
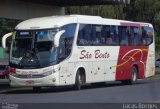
[2,15,155,91]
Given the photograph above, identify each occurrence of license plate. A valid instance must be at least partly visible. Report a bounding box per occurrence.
[26,80,34,85]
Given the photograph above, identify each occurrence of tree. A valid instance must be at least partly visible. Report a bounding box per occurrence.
[65,5,121,19]
[66,0,160,34]
[124,0,160,34]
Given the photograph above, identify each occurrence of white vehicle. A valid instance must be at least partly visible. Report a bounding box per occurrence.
[2,15,155,90]
[156,59,160,67]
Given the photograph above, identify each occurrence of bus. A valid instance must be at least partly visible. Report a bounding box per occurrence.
[2,15,155,90]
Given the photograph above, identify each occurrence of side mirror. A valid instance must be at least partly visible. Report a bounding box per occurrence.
[54,30,65,47]
[2,32,13,49]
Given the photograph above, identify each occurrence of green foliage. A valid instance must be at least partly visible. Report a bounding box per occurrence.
[0,19,10,34]
[124,0,160,34]
[155,37,160,52]
[65,5,125,19]
[156,45,160,52]
[155,37,160,44]
[125,0,160,21]
[0,19,20,37]
[66,0,160,35]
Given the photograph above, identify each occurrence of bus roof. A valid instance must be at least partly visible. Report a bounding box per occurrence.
[15,15,153,30]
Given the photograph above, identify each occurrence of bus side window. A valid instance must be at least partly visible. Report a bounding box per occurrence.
[102,25,112,46]
[92,25,97,45]
[77,30,84,45]
[77,24,92,46]
[101,25,106,45]
[59,24,76,61]
[92,25,102,46]
[119,26,128,46]
[142,26,153,45]
[106,37,113,45]
[84,25,92,45]
[130,26,135,46]
[133,27,142,46]
[110,26,119,45]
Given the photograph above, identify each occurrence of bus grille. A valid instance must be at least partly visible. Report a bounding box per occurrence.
[14,74,46,78]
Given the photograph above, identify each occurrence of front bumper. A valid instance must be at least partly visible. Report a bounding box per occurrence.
[9,74,58,87]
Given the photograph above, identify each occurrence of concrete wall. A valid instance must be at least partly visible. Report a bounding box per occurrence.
[0,0,130,20]
[0,0,65,20]
[22,0,130,6]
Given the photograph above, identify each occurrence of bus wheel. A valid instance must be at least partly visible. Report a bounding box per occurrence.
[74,70,85,90]
[122,66,138,85]
[33,87,41,92]
[130,66,138,84]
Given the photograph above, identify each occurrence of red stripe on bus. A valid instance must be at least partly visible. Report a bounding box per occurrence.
[115,46,149,81]
[120,22,141,27]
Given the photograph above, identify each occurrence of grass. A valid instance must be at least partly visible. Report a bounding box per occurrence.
[147,70,160,80]
[154,71,160,79]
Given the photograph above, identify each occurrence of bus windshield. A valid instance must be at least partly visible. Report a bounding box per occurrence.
[10,29,59,68]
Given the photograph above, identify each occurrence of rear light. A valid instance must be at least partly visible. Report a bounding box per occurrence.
[9,67,16,74]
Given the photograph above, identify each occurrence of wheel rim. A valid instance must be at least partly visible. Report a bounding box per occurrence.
[133,72,136,81]
[132,68,137,82]
[78,74,82,85]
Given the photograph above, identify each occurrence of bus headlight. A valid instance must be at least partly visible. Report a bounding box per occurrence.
[53,67,60,73]
[41,67,60,77]
[42,71,52,76]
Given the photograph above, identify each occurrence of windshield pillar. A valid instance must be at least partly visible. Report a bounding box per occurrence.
[58,24,76,62]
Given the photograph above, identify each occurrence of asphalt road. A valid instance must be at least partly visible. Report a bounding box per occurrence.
[0,79,160,103]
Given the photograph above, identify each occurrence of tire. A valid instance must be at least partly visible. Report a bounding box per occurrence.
[130,66,138,84]
[74,70,85,90]
[33,87,41,92]
[122,66,138,85]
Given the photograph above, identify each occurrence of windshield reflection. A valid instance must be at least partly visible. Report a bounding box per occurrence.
[10,29,59,68]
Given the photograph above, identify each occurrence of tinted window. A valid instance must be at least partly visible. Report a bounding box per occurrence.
[77,24,92,46]
[77,24,120,46]
[92,25,103,45]
[110,26,119,45]
[142,26,153,45]
[103,25,111,45]
[77,24,153,47]
[129,27,142,46]
[59,24,76,60]
[119,26,128,46]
